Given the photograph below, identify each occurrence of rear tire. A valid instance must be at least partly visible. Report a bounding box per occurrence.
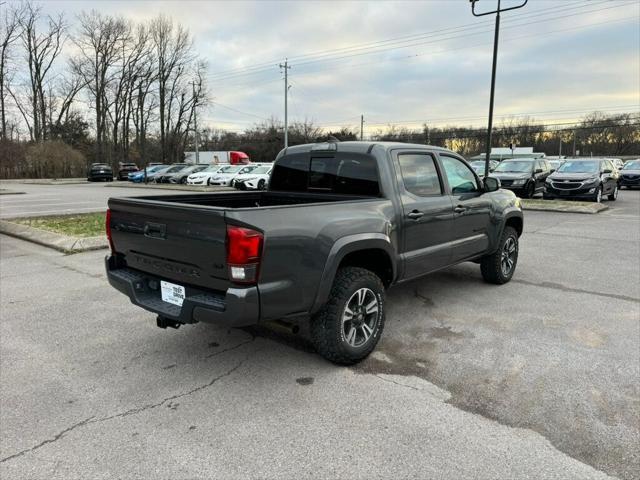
[480,226,518,285]
[310,267,385,365]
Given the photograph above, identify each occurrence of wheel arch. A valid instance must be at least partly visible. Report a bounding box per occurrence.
[311,234,396,315]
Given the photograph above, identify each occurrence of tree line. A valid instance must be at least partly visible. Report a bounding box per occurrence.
[1,2,205,170]
[195,112,639,163]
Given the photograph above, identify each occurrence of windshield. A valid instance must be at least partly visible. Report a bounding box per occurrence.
[557,161,600,174]
[494,160,533,173]
[219,165,242,174]
[251,166,271,174]
[238,165,258,174]
[622,160,640,170]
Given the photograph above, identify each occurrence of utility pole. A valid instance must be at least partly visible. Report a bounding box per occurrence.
[558,135,562,158]
[279,59,291,148]
[470,0,528,179]
[572,130,577,157]
[192,81,199,164]
[360,114,364,141]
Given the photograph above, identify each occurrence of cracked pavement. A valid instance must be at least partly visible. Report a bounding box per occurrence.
[0,187,638,479]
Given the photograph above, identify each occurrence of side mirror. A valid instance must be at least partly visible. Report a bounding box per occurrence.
[602,169,612,174]
[550,169,556,173]
[484,176,500,192]
[535,168,543,174]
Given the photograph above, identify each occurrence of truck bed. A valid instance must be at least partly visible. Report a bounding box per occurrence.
[125,190,375,209]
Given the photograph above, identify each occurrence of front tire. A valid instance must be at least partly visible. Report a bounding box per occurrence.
[480,226,519,285]
[593,186,602,203]
[608,185,618,201]
[524,182,535,199]
[258,179,266,190]
[310,267,385,365]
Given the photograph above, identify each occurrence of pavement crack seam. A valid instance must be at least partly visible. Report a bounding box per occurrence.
[0,345,257,465]
[205,334,256,359]
[374,374,420,391]
[512,278,639,303]
[0,416,96,464]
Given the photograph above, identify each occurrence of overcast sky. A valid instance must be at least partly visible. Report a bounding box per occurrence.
[33,0,640,134]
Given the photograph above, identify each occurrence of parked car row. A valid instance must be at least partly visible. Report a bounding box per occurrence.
[469,156,635,202]
[119,162,274,190]
[93,155,637,202]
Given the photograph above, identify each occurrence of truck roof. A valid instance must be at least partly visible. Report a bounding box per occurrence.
[282,141,452,156]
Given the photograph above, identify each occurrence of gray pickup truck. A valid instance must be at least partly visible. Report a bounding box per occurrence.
[106,142,523,364]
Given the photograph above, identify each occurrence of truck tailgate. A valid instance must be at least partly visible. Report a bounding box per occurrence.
[108,197,230,291]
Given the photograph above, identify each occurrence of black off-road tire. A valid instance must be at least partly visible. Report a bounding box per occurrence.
[480,226,519,285]
[310,267,385,365]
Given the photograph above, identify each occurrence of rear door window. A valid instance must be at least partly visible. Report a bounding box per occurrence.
[397,153,442,196]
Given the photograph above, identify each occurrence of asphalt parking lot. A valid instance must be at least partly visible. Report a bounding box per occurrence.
[0,185,638,479]
[0,181,197,219]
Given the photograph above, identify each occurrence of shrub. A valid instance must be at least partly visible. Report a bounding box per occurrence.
[0,140,87,179]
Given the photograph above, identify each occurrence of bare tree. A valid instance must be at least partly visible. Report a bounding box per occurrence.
[18,2,67,141]
[72,10,127,162]
[0,3,23,140]
[150,15,193,162]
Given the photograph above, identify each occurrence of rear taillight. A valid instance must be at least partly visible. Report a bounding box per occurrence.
[105,209,115,252]
[226,225,263,284]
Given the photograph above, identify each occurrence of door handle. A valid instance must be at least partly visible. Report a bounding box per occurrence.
[144,222,166,239]
[407,210,424,220]
[454,206,467,213]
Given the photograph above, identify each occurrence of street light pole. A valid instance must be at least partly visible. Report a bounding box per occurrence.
[470,0,528,179]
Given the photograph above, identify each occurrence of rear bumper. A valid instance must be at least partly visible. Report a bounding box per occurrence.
[105,255,260,327]
[88,172,113,180]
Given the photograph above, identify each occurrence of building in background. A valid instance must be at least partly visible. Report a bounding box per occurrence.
[470,147,546,161]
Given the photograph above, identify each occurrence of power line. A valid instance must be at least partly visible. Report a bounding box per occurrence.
[207,0,591,80]
[207,0,634,84]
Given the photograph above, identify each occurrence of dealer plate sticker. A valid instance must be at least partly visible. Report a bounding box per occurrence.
[160,281,185,307]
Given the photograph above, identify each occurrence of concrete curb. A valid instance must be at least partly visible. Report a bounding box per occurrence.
[0,219,108,253]
[0,189,26,195]
[1,178,88,185]
[104,183,234,192]
[521,199,608,214]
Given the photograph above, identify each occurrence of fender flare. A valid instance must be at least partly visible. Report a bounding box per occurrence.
[502,208,524,235]
[310,233,397,314]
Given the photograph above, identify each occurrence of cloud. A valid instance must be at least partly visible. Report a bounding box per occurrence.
[34,0,640,133]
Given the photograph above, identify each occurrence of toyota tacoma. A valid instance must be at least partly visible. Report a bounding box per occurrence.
[105,142,523,364]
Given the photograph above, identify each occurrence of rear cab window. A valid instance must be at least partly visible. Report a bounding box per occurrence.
[271,153,380,196]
